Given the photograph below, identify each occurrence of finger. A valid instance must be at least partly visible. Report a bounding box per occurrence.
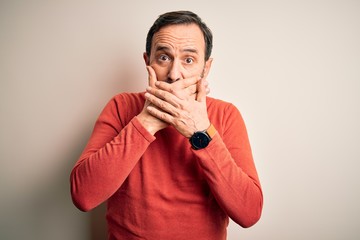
[145,92,180,117]
[154,76,201,100]
[185,78,207,95]
[155,75,201,92]
[186,84,198,96]
[146,87,181,109]
[175,75,202,89]
[196,78,207,102]
[203,80,210,95]
[206,87,210,95]
[147,66,157,87]
[146,105,173,125]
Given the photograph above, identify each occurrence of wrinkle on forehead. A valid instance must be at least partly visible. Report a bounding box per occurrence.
[151,24,205,55]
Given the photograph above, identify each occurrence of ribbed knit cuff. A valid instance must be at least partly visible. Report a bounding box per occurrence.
[132,116,156,143]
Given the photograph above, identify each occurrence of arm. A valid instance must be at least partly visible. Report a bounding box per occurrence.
[70,96,155,211]
[145,79,263,227]
[71,67,200,211]
[192,104,263,228]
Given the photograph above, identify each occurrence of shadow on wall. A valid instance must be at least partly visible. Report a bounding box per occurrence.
[2,123,95,240]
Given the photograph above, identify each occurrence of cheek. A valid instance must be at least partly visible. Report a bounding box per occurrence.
[184,65,204,78]
[150,64,168,81]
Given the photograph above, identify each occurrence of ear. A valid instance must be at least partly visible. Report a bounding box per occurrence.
[202,58,213,79]
[143,52,150,66]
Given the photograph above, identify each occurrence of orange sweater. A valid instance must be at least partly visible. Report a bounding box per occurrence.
[70,92,263,240]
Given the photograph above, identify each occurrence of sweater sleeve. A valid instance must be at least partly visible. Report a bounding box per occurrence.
[70,96,155,211]
[192,103,263,228]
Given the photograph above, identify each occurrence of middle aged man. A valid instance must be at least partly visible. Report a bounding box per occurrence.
[71,10,263,240]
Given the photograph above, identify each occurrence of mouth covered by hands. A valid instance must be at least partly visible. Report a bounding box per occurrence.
[144,66,210,138]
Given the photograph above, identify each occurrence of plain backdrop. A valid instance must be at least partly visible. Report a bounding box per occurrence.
[1,0,359,239]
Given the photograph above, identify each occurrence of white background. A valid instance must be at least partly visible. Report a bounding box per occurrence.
[1,0,359,239]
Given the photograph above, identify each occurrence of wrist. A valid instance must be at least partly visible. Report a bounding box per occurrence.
[136,114,159,135]
[189,123,217,150]
[197,120,211,133]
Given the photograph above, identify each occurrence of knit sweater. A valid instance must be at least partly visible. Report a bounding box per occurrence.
[70,92,263,240]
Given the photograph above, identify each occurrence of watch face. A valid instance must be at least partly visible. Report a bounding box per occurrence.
[190,132,210,150]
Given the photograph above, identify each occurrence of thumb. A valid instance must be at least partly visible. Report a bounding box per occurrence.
[146,66,157,87]
[196,78,207,102]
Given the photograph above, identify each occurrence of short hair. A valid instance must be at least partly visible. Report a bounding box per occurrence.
[146,11,213,61]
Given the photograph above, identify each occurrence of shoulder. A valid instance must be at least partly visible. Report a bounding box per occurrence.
[111,92,145,106]
[106,92,145,114]
[98,92,145,127]
[206,96,245,135]
[206,96,239,113]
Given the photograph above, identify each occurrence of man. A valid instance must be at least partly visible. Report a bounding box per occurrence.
[71,10,263,240]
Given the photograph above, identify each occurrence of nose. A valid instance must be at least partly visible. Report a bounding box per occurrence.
[167,60,182,83]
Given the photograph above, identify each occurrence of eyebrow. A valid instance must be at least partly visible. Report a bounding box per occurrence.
[155,45,199,54]
[183,48,198,54]
[155,46,170,52]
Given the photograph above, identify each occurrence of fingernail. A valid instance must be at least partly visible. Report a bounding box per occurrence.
[146,86,152,91]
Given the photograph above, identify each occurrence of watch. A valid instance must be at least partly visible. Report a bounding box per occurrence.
[189,124,217,150]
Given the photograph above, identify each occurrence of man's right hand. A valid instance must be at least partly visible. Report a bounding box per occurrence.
[137,66,169,135]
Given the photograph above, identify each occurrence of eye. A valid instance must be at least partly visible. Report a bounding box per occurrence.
[185,58,194,64]
[159,54,171,62]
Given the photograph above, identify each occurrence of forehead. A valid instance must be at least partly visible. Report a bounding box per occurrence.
[151,23,205,54]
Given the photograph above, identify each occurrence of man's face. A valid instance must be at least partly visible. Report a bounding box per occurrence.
[145,23,212,83]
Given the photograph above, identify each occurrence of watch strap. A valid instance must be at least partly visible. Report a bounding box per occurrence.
[206,124,217,139]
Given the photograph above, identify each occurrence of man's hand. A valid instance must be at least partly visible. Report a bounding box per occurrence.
[144,72,210,138]
[137,67,168,135]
